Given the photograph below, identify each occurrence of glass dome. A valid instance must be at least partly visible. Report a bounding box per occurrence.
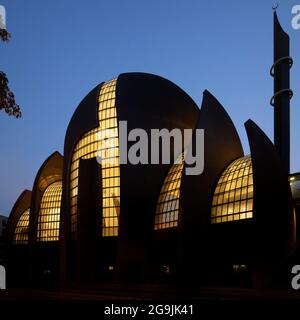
[13,208,30,244]
[37,181,62,241]
[155,155,184,230]
[211,155,254,223]
[70,79,120,237]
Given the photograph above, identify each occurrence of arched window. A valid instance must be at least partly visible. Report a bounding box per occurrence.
[37,181,62,241]
[211,155,253,223]
[70,79,120,237]
[13,209,30,244]
[155,155,184,230]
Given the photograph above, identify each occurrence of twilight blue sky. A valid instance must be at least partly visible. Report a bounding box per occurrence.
[0,0,299,215]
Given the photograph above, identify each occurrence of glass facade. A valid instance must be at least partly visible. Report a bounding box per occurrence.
[290,175,300,200]
[211,155,253,223]
[37,181,62,242]
[70,79,120,237]
[155,155,184,230]
[13,209,30,244]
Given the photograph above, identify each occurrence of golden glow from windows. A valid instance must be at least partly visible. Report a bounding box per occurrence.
[37,181,62,241]
[211,155,253,223]
[13,209,30,244]
[70,79,120,237]
[290,175,300,199]
[155,155,184,230]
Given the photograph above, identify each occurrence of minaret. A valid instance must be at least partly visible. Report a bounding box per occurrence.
[270,11,293,175]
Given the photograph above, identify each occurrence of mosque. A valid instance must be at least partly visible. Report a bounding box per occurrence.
[5,12,300,290]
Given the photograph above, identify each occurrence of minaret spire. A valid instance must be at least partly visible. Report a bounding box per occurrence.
[270,11,293,175]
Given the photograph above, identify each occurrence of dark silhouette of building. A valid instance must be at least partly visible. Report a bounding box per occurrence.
[6,152,63,287]
[6,190,32,287]
[4,12,299,291]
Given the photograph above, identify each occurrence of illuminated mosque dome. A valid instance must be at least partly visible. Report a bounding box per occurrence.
[6,49,297,291]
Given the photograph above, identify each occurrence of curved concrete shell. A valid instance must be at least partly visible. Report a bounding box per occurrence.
[6,190,32,287]
[7,190,32,244]
[27,151,63,286]
[60,72,200,283]
[29,151,63,243]
[245,119,295,287]
[152,90,244,286]
[180,90,244,285]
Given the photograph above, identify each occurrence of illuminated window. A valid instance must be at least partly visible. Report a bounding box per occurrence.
[290,174,300,199]
[211,155,253,223]
[13,209,30,244]
[155,155,184,230]
[70,79,120,237]
[37,181,62,241]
